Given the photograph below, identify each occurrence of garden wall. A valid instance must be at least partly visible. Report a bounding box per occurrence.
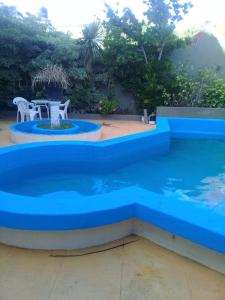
[157,106,225,119]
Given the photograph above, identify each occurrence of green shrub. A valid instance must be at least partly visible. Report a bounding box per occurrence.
[98,97,118,115]
[203,79,225,108]
[37,123,74,130]
[168,65,225,108]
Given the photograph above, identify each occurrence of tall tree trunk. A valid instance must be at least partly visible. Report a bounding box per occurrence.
[140,45,148,64]
[158,41,166,61]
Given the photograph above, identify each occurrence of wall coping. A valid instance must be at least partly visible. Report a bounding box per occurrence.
[71,113,143,121]
[157,106,225,119]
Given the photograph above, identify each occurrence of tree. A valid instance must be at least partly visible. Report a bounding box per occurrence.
[103,0,192,112]
[144,0,192,61]
[80,22,103,81]
[0,3,86,109]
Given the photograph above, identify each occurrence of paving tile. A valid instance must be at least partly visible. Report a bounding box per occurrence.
[0,238,225,300]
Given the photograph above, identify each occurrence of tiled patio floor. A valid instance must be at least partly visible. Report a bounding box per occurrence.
[1,237,225,300]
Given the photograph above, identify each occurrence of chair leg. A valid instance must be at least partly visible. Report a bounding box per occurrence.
[31,114,36,121]
[45,105,50,119]
[38,107,42,120]
[60,112,65,120]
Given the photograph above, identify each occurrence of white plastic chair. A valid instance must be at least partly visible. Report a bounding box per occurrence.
[13,97,42,122]
[59,100,70,119]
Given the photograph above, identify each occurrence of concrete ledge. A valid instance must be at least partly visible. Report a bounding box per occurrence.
[10,128,102,143]
[134,220,225,276]
[157,106,225,119]
[72,113,143,121]
[0,220,133,250]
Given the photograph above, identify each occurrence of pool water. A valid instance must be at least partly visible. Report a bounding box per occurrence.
[1,139,225,206]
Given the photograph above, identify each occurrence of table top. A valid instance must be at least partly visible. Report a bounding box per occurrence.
[31,99,49,104]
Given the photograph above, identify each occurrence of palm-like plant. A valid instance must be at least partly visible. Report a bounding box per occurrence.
[32,64,69,128]
[81,22,103,76]
[32,64,69,90]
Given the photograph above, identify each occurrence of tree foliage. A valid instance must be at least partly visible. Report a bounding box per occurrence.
[0,3,102,110]
[103,0,193,112]
[168,65,225,108]
[1,1,224,113]
[81,22,103,76]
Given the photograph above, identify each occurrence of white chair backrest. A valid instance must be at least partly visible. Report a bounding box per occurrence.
[63,100,70,112]
[13,97,30,113]
[13,97,28,105]
[17,101,29,113]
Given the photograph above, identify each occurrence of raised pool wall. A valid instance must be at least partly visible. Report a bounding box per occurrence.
[5,118,169,174]
[1,117,225,274]
[10,120,102,143]
[157,106,225,119]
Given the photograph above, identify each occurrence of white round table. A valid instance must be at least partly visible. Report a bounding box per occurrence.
[31,100,51,119]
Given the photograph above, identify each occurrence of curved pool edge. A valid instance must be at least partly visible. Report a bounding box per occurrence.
[0,219,134,250]
[0,186,225,255]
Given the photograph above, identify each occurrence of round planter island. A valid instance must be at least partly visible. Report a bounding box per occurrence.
[10,120,102,144]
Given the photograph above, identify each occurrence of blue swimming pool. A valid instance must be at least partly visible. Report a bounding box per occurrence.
[0,117,225,257]
[1,139,225,208]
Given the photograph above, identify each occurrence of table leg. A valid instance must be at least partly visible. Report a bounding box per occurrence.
[45,104,50,119]
[38,106,42,120]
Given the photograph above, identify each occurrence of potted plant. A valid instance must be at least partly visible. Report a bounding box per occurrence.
[32,64,69,128]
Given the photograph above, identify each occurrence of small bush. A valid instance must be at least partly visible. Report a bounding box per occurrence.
[98,96,118,115]
[168,66,225,108]
[203,79,225,108]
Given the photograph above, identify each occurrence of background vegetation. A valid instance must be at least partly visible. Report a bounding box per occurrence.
[0,0,225,114]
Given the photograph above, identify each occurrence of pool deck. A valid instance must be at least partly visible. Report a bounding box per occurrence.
[0,117,225,299]
[0,118,154,146]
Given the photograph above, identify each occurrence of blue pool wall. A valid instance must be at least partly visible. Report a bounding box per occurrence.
[2,117,170,174]
[168,117,225,139]
[4,116,225,174]
[1,117,225,254]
